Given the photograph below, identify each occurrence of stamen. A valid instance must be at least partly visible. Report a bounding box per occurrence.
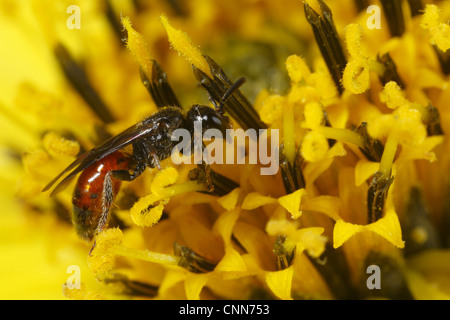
[160,15,211,78]
[174,242,217,273]
[139,60,182,109]
[54,44,115,123]
[380,0,406,37]
[421,5,450,53]
[188,163,240,197]
[366,132,397,223]
[376,53,406,88]
[88,228,178,277]
[273,235,295,270]
[304,0,347,95]
[193,55,267,131]
[424,104,444,136]
[315,126,365,149]
[122,16,153,78]
[283,103,296,164]
[160,15,266,131]
[420,4,450,74]
[354,122,384,162]
[367,171,394,224]
[130,167,208,227]
[113,243,179,265]
[279,145,305,194]
[407,103,444,136]
[42,131,80,158]
[434,45,450,75]
[378,133,398,179]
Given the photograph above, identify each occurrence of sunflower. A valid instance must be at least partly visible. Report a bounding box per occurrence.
[1,0,449,300]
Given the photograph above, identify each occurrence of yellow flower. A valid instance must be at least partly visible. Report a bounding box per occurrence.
[2,0,450,301]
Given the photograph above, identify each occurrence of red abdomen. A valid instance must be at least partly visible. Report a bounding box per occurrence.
[72,151,130,240]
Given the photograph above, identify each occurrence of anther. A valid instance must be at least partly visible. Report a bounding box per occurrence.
[377,53,406,89]
[139,60,182,109]
[304,0,347,95]
[354,122,384,162]
[380,0,406,37]
[192,55,267,131]
[273,235,295,270]
[54,44,115,123]
[367,171,394,224]
[279,145,305,194]
[174,242,217,273]
[188,163,239,197]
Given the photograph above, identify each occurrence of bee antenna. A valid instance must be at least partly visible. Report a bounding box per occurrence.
[216,77,246,114]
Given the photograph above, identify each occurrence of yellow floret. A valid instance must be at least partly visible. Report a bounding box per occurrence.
[301,131,329,162]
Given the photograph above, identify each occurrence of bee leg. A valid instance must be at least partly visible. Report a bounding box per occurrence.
[110,161,146,181]
[150,151,161,170]
[89,171,115,256]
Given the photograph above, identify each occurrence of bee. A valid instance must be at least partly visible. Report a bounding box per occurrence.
[43,59,244,244]
[71,151,130,241]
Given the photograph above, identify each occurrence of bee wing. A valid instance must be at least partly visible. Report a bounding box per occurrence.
[43,121,155,196]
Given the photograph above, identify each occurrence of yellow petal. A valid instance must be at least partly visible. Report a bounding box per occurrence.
[421,4,450,52]
[397,135,444,163]
[241,192,276,210]
[217,188,241,211]
[215,247,247,273]
[277,189,307,219]
[265,219,298,238]
[299,195,342,221]
[333,207,404,249]
[326,140,347,158]
[159,269,186,298]
[366,206,405,248]
[234,222,276,271]
[354,160,379,186]
[185,273,209,300]
[333,219,363,249]
[265,266,294,300]
[213,208,240,246]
